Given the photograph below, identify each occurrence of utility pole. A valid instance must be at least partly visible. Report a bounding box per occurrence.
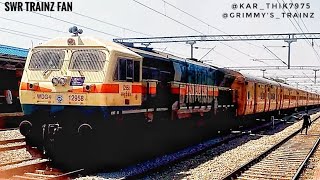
[314,69,319,84]
[186,40,196,59]
[284,35,297,69]
[261,69,266,78]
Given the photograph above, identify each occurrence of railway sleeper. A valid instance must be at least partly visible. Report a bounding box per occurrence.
[16,172,57,179]
[244,169,296,176]
[239,173,292,179]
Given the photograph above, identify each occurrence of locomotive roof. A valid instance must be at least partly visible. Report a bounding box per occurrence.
[124,45,217,70]
[35,36,142,59]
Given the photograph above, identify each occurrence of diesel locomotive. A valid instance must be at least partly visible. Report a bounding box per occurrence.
[18,30,320,166]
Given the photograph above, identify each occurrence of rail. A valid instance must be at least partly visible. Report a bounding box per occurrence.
[222,113,320,180]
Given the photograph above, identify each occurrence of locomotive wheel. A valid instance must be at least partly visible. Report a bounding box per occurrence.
[78,123,93,137]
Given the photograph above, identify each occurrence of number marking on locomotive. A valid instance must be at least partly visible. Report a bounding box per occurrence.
[68,94,86,104]
[35,93,52,103]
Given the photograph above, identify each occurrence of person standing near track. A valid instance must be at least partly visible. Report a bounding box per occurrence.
[301,110,311,135]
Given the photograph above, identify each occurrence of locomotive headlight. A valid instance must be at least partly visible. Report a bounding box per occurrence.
[52,77,59,86]
[59,77,67,86]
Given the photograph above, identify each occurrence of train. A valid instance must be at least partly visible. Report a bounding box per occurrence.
[18,29,320,167]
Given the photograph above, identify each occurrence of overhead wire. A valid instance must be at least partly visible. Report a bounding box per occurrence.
[279,0,320,63]
[0,28,48,41]
[0,1,120,38]
[263,45,287,65]
[0,17,67,34]
[288,0,320,62]
[132,0,263,66]
[0,1,188,57]
[0,0,258,66]
[161,0,266,50]
[34,0,151,37]
[0,27,49,40]
[132,0,203,34]
[160,0,271,65]
[278,0,319,89]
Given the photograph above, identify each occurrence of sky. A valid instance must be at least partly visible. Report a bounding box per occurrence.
[1,0,320,90]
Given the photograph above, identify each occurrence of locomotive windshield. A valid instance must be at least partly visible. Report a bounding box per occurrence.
[28,49,65,70]
[69,49,106,71]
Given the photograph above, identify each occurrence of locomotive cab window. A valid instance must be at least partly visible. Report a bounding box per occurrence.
[114,58,140,82]
[69,49,106,71]
[28,49,65,70]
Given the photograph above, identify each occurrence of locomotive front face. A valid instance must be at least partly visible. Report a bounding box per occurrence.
[19,37,142,114]
[18,36,142,144]
[20,47,109,108]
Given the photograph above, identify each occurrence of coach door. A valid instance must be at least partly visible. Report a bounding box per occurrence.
[253,82,257,113]
[244,81,254,115]
[277,87,283,110]
[264,84,269,112]
[255,83,265,113]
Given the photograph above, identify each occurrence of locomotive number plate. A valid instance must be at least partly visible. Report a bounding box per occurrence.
[35,93,52,103]
[68,94,86,104]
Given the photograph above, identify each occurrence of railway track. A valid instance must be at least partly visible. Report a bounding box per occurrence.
[96,110,313,179]
[0,111,317,179]
[223,113,320,180]
[0,157,84,179]
[0,128,19,132]
[0,128,83,179]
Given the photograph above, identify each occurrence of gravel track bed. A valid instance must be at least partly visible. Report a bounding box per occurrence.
[0,141,25,149]
[299,138,320,179]
[0,149,33,166]
[0,130,24,141]
[0,129,42,169]
[143,113,320,180]
[0,158,47,171]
